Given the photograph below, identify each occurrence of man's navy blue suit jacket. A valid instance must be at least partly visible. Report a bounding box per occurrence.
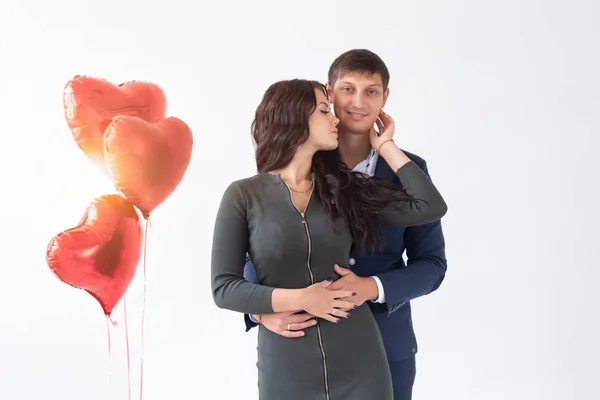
[242,150,447,362]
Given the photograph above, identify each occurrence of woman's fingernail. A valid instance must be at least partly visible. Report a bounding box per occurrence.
[327,277,333,282]
[352,292,356,296]
[353,305,358,309]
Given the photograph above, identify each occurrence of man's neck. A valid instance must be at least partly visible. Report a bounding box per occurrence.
[337,131,372,169]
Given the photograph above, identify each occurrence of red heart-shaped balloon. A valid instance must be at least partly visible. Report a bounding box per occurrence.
[46,194,143,316]
[104,115,193,218]
[63,75,167,173]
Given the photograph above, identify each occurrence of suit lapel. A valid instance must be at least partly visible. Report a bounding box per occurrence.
[374,155,397,183]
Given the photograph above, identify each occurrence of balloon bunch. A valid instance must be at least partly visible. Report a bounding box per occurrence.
[46,76,193,317]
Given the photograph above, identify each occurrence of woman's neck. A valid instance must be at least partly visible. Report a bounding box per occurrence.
[270,147,314,186]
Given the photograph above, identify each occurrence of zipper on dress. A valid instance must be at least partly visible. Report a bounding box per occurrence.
[283,183,331,400]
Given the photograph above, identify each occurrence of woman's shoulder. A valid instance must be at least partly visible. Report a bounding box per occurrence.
[229,172,279,188]
[223,173,282,198]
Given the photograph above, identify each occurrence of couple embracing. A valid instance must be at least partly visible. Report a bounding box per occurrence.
[211,49,448,400]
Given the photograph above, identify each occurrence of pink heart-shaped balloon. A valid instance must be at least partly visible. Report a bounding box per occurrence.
[104,115,193,217]
[63,75,167,173]
[46,194,143,316]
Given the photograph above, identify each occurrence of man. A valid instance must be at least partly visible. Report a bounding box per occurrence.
[243,49,447,400]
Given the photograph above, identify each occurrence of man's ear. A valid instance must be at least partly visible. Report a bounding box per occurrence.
[325,83,333,103]
[382,87,390,108]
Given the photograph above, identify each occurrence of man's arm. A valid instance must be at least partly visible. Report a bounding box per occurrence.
[244,255,320,337]
[375,159,447,317]
[242,254,261,332]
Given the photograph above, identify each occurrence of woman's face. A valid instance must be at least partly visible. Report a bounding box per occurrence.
[305,89,340,151]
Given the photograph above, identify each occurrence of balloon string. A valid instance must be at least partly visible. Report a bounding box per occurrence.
[124,297,132,400]
[140,217,150,400]
[106,316,112,388]
[106,315,117,397]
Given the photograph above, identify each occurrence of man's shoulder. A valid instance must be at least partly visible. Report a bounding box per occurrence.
[373,148,429,181]
[399,148,426,167]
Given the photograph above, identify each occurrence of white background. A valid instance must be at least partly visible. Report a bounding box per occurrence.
[1,0,598,399]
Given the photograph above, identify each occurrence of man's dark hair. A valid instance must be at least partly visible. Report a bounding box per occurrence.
[327,49,391,90]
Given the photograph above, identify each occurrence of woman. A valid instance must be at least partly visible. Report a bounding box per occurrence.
[211,79,447,400]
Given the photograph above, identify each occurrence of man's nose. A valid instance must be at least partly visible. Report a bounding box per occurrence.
[351,93,364,108]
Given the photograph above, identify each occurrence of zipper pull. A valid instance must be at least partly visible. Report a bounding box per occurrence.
[301,213,306,223]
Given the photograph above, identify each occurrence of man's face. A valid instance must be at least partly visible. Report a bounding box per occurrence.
[326,72,389,136]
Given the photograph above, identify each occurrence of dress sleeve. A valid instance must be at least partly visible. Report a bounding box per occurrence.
[380,161,448,226]
[211,182,275,314]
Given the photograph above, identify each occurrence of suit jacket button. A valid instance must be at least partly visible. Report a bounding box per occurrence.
[349,258,356,265]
